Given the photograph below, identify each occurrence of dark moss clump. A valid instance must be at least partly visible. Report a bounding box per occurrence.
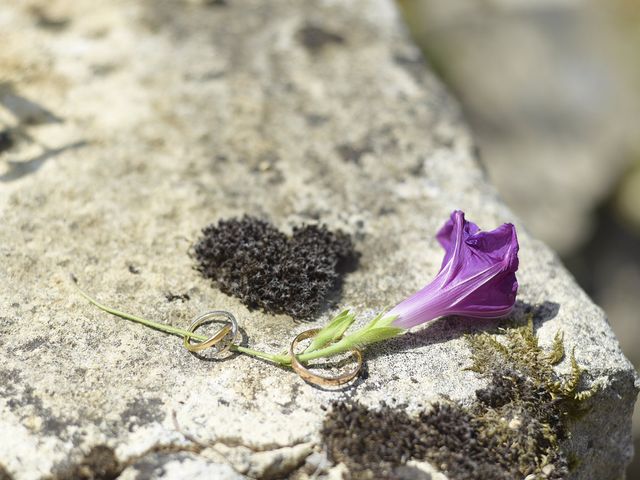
[164,292,190,303]
[0,464,13,480]
[297,24,345,53]
[323,399,566,480]
[51,446,121,480]
[193,216,359,320]
[0,130,13,153]
[321,319,596,479]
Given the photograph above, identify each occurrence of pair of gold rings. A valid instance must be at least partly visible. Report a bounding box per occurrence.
[184,312,363,387]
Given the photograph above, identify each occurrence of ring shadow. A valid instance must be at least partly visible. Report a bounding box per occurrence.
[290,351,370,393]
[297,362,370,393]
[363,300,561,362]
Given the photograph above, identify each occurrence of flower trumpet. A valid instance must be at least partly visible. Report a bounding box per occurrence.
[388,210,519,329]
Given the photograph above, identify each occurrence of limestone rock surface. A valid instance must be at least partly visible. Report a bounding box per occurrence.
[0,1,637,479]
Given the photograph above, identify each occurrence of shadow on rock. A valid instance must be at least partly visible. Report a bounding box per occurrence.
[364,300,561,361]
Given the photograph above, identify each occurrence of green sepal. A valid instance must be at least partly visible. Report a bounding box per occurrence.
[293,312,406,364]
[339,312,404,349]
[305,309,356,353]
[348,326,405,349]
[364,312,398,329]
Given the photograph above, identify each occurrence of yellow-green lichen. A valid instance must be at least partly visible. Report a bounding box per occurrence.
[463,315,599,477]
[466,316,598,406]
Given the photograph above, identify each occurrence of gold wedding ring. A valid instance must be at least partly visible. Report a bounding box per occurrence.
[184,310,238,355]
[289,328,363,387]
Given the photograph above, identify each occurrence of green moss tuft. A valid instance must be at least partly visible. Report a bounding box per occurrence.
[546,330,565,365]
[467,316,598,408]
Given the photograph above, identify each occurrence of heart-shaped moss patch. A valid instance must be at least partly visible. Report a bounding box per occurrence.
[193,216,359,320]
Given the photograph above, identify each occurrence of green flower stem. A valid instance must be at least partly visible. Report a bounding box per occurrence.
[231,345,289,364]
[235,337,364,366]
[244,338,359,366]
[73,280,290,365]
[294,339,353,363]
[74,284,208,340]
[72,279,381,367]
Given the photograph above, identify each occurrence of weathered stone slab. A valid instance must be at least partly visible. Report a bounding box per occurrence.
[0,0,637,479]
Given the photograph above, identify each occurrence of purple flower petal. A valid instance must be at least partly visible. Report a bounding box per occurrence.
[389,211,519,329]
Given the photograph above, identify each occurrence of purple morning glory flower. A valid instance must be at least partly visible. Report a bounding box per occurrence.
[388,210,519,329]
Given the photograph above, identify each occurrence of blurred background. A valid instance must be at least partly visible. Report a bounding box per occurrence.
[396,0,640,475]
